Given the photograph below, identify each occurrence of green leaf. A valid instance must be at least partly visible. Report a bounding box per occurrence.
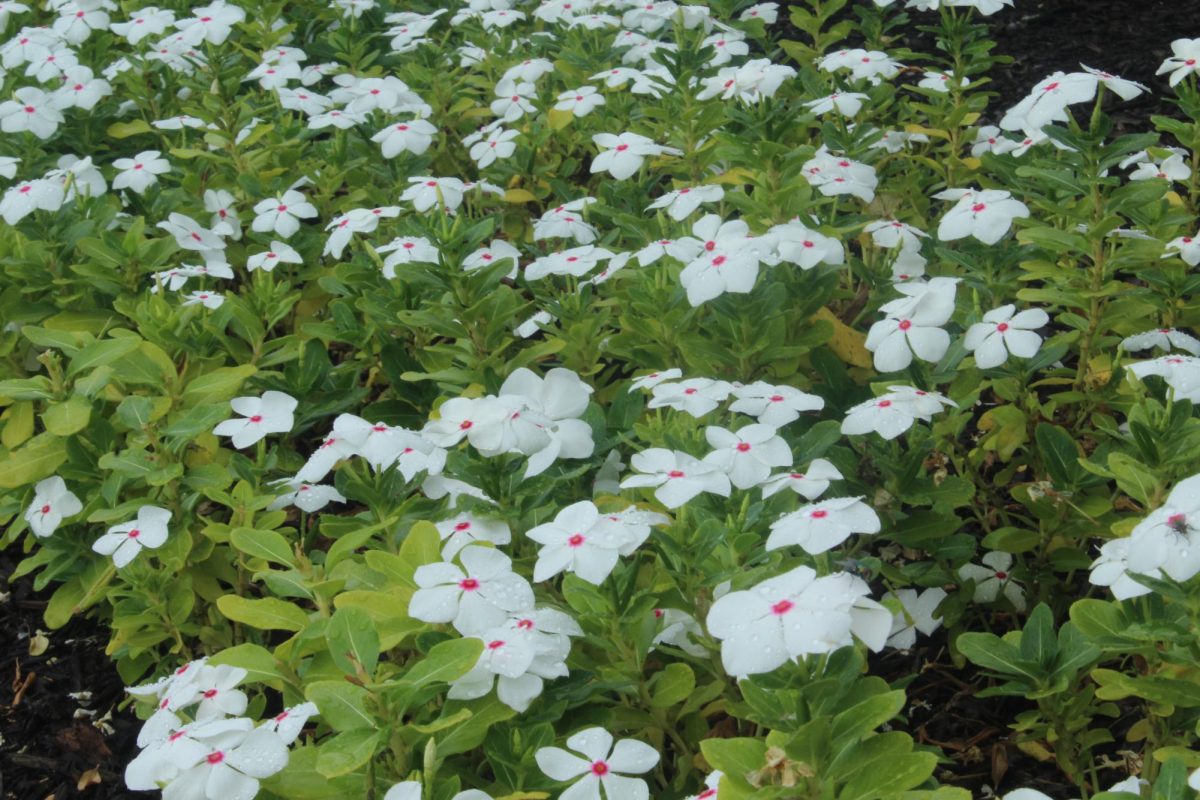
[1107,453,1159,506]
[180,364,258,407]
[216,595,308,631]
[437,696,517,757]
[1036,423,1082,488]
[326,607,380,678]
[208,643,286,687]
[956,632,1042,683]
[1151,758,1189,800]
[1019,603,1057,668]
[305,681,375,731]
[230,527,297,568]
[831,689,905,743]
[649,663,695,708]
[0,434,68,489]
[44,558,114,628]
[41,396,92,436]
[699,738,766,789]
[316,729,381,778]
[399,638,483,689]
[66,337,141,378]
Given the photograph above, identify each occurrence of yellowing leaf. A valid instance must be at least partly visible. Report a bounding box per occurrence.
[904,124,950,141]
[711,168,756,186]
[503,188,537,203]
[1166,191,1185,207]
[813,307,871,369]
[548,107,574,130]
[106,119,152,138]
[962,157,982,171]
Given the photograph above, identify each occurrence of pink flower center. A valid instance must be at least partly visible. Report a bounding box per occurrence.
[667,469,685,478]
[454,521,471,531]
[460,420,473,430]
[898,320,912,331]
[40,504,51,514]
[203,689,217,698]
[769,395,785,402]
[771,599,794,615]
[996,322,1009,332]
[994,571,1008,580]
[459,578,480,591]
[274,711,290,722]
[736,442,751,452]
[249,415,263,423]
[712,255,727,266]
[591,761,609,776]
[878,400,892,408]
[206,752,224,765]
[128,529,140,539]
[616,144,629,151]
[811,509,828,518]
[568,533,585,547]
[972,203,986,212]
[517,618,534,629]
[487,640,505,650]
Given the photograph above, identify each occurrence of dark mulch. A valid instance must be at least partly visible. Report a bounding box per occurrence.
[0,555,138,800]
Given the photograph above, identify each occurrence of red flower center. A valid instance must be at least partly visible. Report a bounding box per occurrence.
[454,522,471,531]
[972,203,986,212]
[40,504,51,514]
[898,320,912,330]
[994,571,1008,580]
[667,469,685,478]
[616,144,629,151]
[771,599,794,615]
[769,394,784,402]
[878,400,892,408]
[249,415,263,423]
[568,533,585,547]
[811,509,828,518]
[736,442,751,452]
[459,420,473,430]
[487,640,505,650]
[128,529,140,539]
[459,578,479,591]
[517,618,534,629]
[203,689,217,698]
[206,751,224,765]
[591,761,609,776]
[996,322,1009,332]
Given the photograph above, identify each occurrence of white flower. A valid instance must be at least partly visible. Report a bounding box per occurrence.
[497,367,595,478]
[704,424,792,490]
[685,772,724,800]
[436,514,512,560]
[535,728,659,800]
[0,178,64,224]
[261,702,319,745]
[158,213,226,253]
[918,71,967,93]
[865,220,927,252]
[729,381,824,427]
[1164,232,1200,266]
[590,132,682,181]
[1088,538,1154,600]
[767,220,845,270]
[371,119,438,159]
[247,241,302,272]
[1000,71,1098,132]
[678,214,767,306]
[534,198,599,244]
[620,448,731,509]
[1121,328,1200,356]
[1129,153,1191,183]
[24,476,82,537]
[212,391,298,449]
[527,501,637,584]
[937,188,1029,244]
[958,551,1026,611]
[645,184,724,221]
[1125,474,1200,584]
[377,236,440,277]
[1156,38,1200,87]
[647,377,734,417]
[628,369,682,392]
[408,546,534,635]
[841,390,948,440]
[963,305,1049,368]
[402,176,465,213]
[651,608,707,657]
[555,86,606,117]
[112,150,170,194]
[801,149,877,202]
[182,290,225,309]
[0,87,65,140]
[470,127,519,168]
[267,479,347,513]
[803,92,868,117]
[175,0,246,45]
[884,588,946,649]
[706,567,890,677]
[767,496,881,553]
[760,459,843,501]
[93,505,171,568]
[865,306,952,373]
[252,190,318,238]
[126,718,287,798]
[1126,355,1200,402]
[463,239,520,280]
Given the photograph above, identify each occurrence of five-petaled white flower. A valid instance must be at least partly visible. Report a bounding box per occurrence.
[620,448,731,509]
[408,546,534,634]
[963,305,1049,368]
[535,728,659,800]
[24,476,82,537]
[212,390,298,449]
[937,188,1029,244]
[704,424,792,490]
[93,505,171,568]
[112,150,170,194]
[252,189,318,238]
[958,551,1026,612]
[590,132,682,181]
[767,496,881,553]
